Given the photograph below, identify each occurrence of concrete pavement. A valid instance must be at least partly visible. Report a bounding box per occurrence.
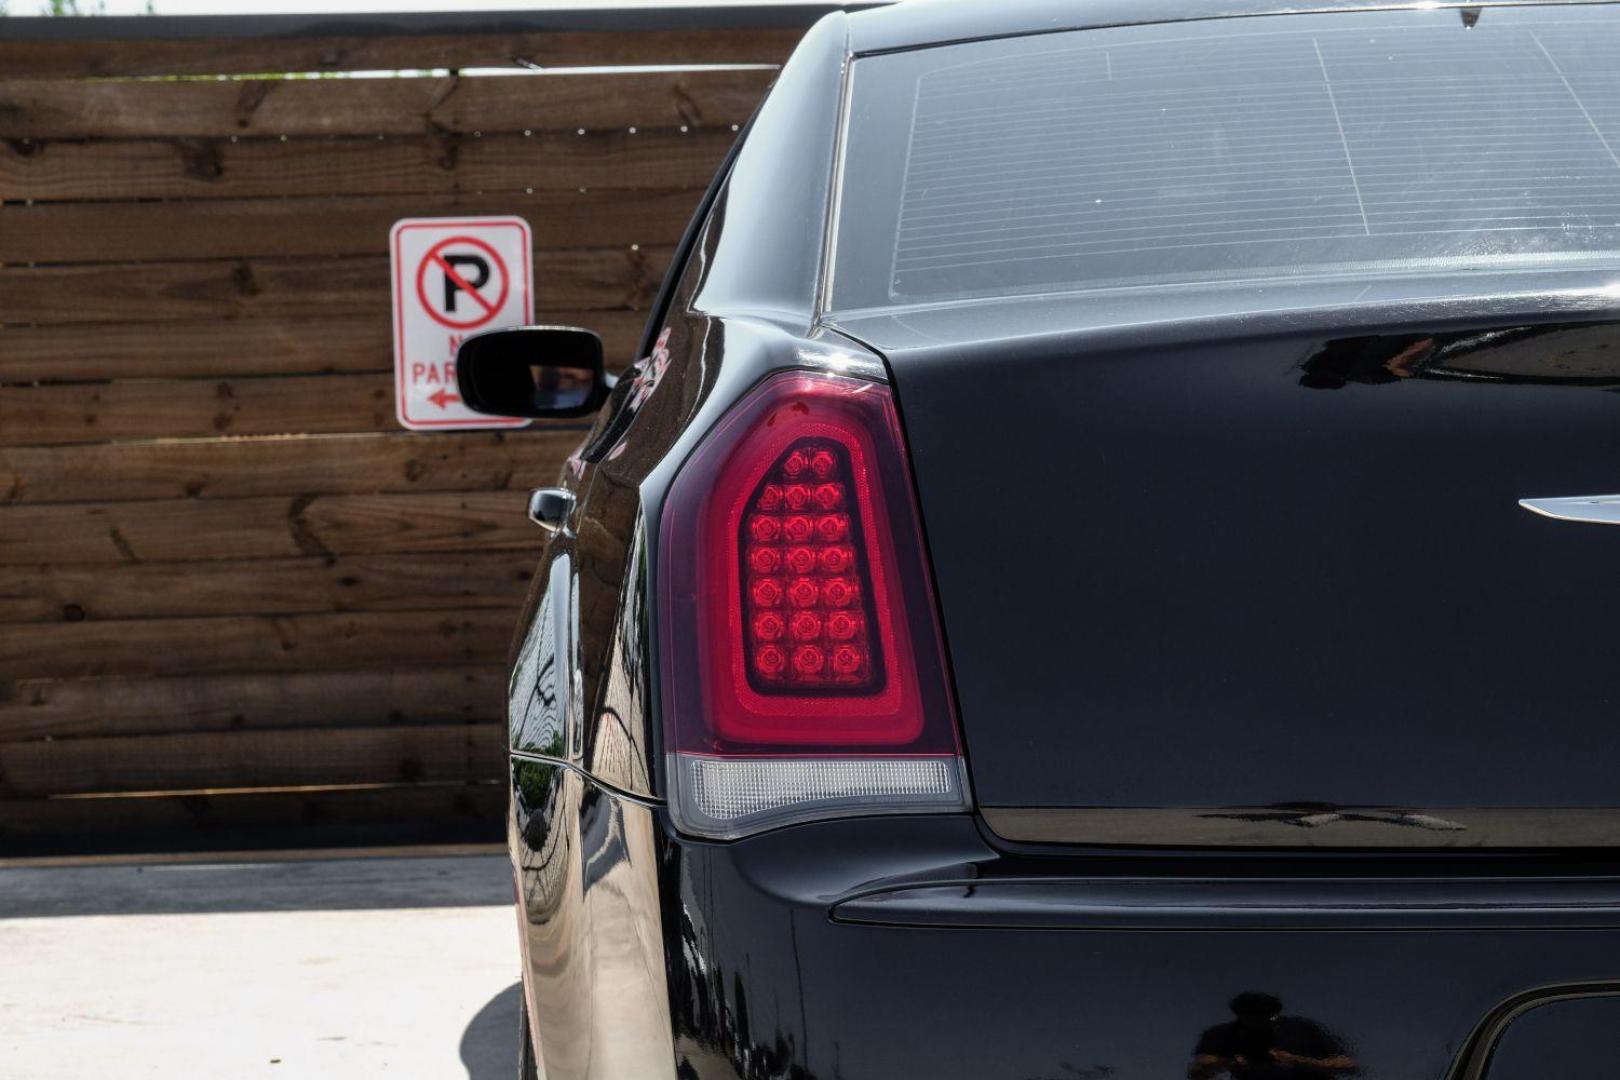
[0,851,522,1079]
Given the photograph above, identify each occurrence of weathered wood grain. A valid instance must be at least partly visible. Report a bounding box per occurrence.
[0,249,671,326]
[0,27,800,78]
[0,189,702,264]
[0,551,534,623]
[0,608,517,681]
[0,310,647,382]
[1,372,396,446]
[0,429,583,504]
[0,667,505,742]
[0,781,506,840]
[0,69,772,139]
[0,376,594,448]
[0,722,505,797]
[0,490,541,565]
[0,129,734,201]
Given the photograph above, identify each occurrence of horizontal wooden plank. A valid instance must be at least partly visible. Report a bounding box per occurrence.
[0,315,393,382]
[0,377,591,448]
[0,667,505,742]
[0,608,518,680]
[0,722,505,797]
[0,249,671,326]
[0,429,583,504]
[0,310,648,382]
[0,375,585,447]
[0,782,505,841]
[0,69,773,139]
[0,27,801,78]
[0,129,734,201]
[0,189,703,264]
[0,490,540,565]
[1,372,394,446]
[0,551,534,623]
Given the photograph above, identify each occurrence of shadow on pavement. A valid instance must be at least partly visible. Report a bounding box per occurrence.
[461,982,521,1079]
[0,854,513,917]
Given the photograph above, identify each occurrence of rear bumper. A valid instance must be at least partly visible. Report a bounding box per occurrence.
[664,809,1620,1080]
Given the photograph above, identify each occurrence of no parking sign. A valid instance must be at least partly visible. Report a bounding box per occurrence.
[390,216,534,431]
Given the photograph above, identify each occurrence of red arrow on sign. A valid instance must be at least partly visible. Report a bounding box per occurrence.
[427,388,462,409]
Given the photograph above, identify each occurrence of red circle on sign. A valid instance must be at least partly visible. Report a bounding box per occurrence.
[415,235,510,330]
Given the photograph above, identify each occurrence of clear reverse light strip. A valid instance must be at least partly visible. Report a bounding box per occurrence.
[673,754,968,840]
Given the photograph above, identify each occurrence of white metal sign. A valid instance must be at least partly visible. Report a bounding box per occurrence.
[390,216,534,431]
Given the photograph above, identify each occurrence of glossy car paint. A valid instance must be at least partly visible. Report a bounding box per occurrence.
[837,293,1620,840]
[499,1,1620,1076]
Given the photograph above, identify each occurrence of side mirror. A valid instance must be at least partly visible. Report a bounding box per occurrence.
[455,325,610,419]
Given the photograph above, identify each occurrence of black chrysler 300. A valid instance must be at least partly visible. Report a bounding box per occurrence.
[456,1,1620,1076]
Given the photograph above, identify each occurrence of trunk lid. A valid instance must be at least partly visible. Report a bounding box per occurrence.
[835,285,1620,834]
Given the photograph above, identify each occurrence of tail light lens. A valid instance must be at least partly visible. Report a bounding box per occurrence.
[659,370,968,838]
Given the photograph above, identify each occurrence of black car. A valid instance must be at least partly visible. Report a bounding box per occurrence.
[458,1,1620,1076]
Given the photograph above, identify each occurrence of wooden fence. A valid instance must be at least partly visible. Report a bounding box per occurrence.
[0,8,812,851]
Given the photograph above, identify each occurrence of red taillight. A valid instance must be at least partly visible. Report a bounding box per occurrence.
[659,370,966,837]
[740,438,877,692]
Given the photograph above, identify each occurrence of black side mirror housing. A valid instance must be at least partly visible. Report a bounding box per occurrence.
[455,325,610,419]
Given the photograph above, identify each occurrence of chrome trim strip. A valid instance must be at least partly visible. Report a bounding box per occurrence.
[1520,494,1620,525]
[835,878,1620,930]
[792,345,889,382]
[982,807,1620,848]
[509,750,663,810]
[814,16,857,319]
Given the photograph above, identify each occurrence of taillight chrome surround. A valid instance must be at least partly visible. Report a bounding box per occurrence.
[659,370,968,839]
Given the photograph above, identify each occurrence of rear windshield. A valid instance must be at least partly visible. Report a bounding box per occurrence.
[830,5,1620,311]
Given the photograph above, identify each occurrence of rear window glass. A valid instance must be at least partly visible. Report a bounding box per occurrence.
[830,6,1620,311]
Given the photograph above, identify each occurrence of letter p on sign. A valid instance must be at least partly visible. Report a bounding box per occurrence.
[390,216,534,431]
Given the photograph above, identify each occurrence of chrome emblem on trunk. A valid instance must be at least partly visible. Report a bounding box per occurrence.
[1520,495,1620,525]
